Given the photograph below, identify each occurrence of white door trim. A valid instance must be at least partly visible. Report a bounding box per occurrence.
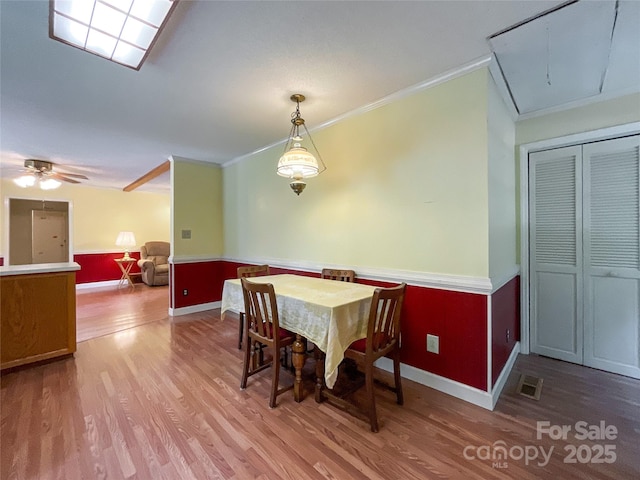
[3,196,75,266]
[519,122,640,355]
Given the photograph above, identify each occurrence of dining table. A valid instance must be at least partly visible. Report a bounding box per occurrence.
[220,273,377,402]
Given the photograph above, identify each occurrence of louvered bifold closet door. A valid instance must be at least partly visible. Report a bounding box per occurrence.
[583,135,640,378]
[530,146,583,364]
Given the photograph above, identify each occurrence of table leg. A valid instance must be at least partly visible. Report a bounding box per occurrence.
[314,345,326,403]
[117,261,135,288]
[292,334,306,402]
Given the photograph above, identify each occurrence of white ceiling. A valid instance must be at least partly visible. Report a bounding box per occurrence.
[1,0,637,193]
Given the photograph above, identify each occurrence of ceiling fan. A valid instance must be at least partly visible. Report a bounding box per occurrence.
[14,159,89,189]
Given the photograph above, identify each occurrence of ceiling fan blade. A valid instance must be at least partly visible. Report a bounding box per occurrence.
[57,172,89,179]
[49,172,81,184]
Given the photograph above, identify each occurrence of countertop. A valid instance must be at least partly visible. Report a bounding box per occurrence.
[0,262,81,276]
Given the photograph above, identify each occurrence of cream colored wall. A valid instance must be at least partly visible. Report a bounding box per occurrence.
[487,73,517,283]
[171,158,223,257]
[224,69,491,277]
[516,93,640,146]
[0,179,170,258]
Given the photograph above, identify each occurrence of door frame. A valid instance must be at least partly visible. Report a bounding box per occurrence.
[3,195,74,266]
[519,121,640,355]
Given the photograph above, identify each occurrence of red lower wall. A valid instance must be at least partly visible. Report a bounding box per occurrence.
[491,276,520,387]
[0,253,140,283]
[74,252,141,284]
[172,260,492,391]
[402,285,488,391]
[171,261,322,309]
[172,261,223,309]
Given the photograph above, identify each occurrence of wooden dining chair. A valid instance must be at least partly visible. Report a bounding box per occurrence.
[321,268,356,282]
[343,282,407,432]
[237,265,270,350]
[319,268,355,355]
[240,278,294,408]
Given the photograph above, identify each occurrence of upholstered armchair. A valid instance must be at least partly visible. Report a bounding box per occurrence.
[137,241,170,286]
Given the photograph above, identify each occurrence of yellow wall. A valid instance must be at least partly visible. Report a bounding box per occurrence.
[516,93,640,146]
[171,158,223,257]
[0,179,170,257]
[224,69,491,277]
[487,73,517,283]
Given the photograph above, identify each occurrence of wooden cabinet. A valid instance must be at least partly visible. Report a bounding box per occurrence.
[1,266,78,370]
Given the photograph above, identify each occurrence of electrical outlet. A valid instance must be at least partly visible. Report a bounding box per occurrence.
[183,289,188,296]
[426,334,439,354]
[506,329,511,342]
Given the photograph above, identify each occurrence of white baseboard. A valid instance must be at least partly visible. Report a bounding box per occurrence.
[490,341,521,409]
[169,301,221,317]
[76,280,120,290]
[375,357,494,410]
[377,343,520,411]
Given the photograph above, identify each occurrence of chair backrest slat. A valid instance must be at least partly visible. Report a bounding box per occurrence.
[321,268,355,282]
[241,277,279,341]
[238,264,270,279]
[366,283,406,354]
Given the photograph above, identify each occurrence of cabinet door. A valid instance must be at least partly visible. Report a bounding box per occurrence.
[1,272,76,369]
[583,135,640,378]
[529,145,583,364]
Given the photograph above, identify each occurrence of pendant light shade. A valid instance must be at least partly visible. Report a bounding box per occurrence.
[277,94,326,195]
[277,144,319,178]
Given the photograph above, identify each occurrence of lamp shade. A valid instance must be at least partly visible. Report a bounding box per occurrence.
[277,144,320,179]
[115,231,136,248]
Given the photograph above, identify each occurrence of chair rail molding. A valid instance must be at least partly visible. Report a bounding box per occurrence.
[224,256,493,295]
[170,254,222,264]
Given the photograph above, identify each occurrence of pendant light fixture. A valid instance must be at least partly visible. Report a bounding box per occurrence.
[277,94,326,195]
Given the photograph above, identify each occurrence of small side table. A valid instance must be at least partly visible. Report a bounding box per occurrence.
[114,258,137,288]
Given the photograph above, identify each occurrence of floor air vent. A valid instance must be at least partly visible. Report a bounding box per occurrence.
[517,374,543,400]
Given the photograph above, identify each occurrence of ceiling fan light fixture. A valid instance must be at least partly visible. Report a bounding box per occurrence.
[277,94,326,195]
[14,175,37,188]
[39,178,63,190]
[13,159,87,189]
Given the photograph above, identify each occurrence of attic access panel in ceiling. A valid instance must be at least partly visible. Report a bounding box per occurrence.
[489,0,640,116]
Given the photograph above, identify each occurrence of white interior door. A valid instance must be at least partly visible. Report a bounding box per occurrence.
[530,136,640,379]
[583,136,640,378]
[530,145,583,364]
[32,210,69,263]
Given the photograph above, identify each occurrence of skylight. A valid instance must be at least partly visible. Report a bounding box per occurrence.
[50,0,178,70]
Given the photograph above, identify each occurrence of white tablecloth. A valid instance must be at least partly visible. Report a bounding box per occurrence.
[221,274,376,388]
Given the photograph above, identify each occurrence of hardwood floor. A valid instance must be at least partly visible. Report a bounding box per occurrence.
[1,294,638,479]
[75,284,169,343]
